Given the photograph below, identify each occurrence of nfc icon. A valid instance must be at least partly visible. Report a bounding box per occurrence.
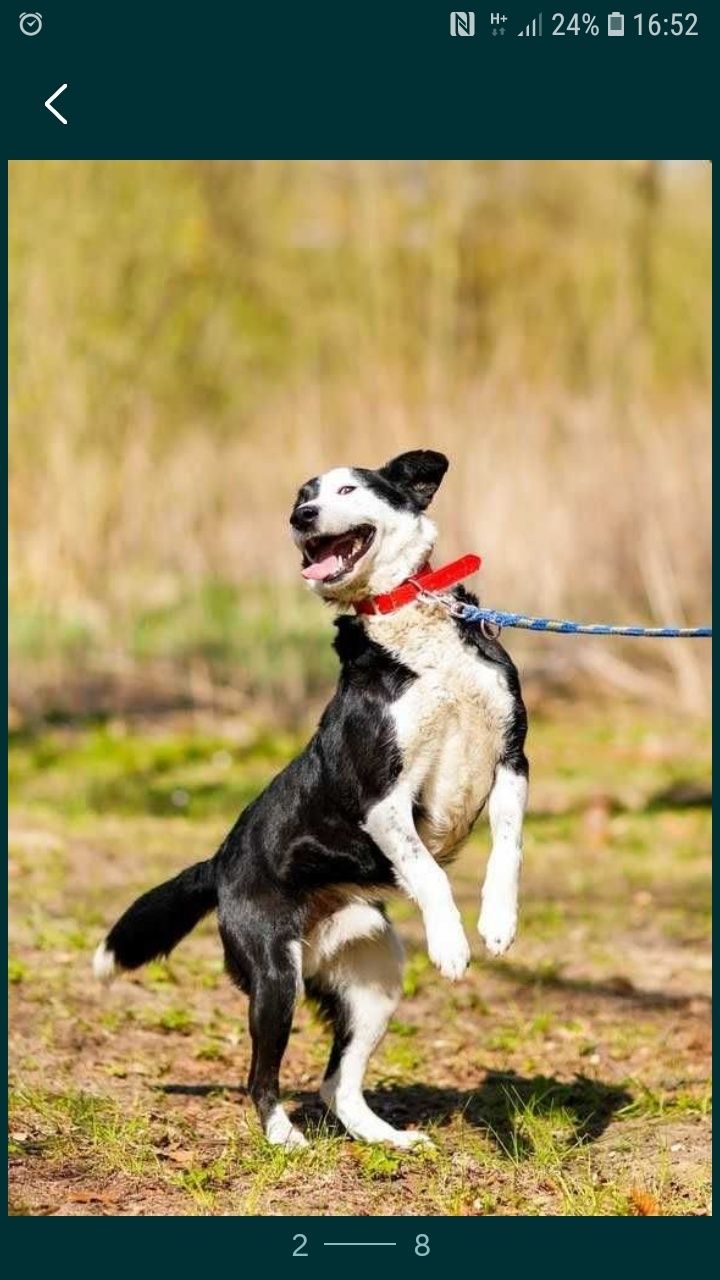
[450,12,476,37]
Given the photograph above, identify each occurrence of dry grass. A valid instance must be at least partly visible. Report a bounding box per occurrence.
[9,382,711,718]
[8,160,711,714]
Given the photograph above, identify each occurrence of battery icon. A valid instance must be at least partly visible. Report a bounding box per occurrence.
[608,12,625,35]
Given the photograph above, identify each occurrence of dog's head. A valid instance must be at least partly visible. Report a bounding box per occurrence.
[290,450,449,602]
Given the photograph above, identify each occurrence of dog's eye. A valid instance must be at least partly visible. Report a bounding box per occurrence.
[338,485,356,496]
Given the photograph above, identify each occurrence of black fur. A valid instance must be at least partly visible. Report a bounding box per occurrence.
[293,475,321,509]
[211,623,415,910]
[378,449,449,510]
[102,626,416,1126]
[355,449,449,513]
[304,977,352,1081]
[105,859,217,970]
[100,453,528,1142]
[214,633,418,1130]
[452,584,529,776]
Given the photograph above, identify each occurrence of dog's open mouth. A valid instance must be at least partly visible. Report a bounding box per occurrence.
[301,525,375,583]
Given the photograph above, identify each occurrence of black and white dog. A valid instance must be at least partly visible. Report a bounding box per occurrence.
[94,451,528,1150]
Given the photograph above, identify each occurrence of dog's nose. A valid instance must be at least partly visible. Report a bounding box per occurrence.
[290,503,319,531]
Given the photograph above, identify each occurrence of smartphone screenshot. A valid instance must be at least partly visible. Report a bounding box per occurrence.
[7,0,712,1245]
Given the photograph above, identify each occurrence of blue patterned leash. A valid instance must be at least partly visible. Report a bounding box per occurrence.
[454,604,712,639]
[403,558,711,639]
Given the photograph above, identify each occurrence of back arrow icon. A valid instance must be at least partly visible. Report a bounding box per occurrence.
[45,84,68,124]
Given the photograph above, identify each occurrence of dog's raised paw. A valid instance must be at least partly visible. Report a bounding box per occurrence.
[477,899,517,956]
[427,923,471,981]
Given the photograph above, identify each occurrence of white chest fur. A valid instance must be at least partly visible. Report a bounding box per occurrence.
[363,601,514,860]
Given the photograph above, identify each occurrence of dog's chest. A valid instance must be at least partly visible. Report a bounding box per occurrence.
[365,605,514,859]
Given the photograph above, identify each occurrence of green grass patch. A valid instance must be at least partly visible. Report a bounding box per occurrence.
[9,1087,158,1176]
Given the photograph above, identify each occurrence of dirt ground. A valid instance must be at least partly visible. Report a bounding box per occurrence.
[8,705,711,1216]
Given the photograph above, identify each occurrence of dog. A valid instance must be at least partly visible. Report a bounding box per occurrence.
[93,450,528,1149]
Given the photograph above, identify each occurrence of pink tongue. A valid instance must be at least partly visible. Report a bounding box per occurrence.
[301,554,342,581]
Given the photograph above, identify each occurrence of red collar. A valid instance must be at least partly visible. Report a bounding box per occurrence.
[354,554,482,616]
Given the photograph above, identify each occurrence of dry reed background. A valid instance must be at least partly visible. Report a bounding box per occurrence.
[8,161,712,1218]
[9,160,711,719]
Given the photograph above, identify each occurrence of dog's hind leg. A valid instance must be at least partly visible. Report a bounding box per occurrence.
[478,763,528,956]
[305,906,431,1149]
[220,911,307,1150]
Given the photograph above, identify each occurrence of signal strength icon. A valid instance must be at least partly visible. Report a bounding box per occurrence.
[517,12,543,36]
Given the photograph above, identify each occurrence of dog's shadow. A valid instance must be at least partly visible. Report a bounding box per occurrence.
[289,1071,631,1157]
[157,1071,631,1158]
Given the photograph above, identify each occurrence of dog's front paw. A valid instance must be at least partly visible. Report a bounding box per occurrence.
[427,921,471,981]
[477,896,517,957]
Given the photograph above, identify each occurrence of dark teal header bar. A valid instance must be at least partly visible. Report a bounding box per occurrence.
[4,1,715,157]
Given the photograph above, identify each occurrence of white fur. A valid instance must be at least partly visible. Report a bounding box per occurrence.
[92,940,117,983]
[265,1103,308,1150]
[295,467,437,602]
[312,909,431,1148]
[362,789,470,980]
[478,766,527,955]
[362,597,518,971]
[365,598,515,857]
[302,901,389,977]
[287,939,305,999]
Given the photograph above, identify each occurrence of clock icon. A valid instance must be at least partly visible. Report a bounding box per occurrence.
[19,12,43,36]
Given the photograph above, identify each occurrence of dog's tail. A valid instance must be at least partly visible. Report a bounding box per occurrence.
[93,858,218,982]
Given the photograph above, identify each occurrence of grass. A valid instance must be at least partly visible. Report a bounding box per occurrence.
[8,704,711,1216]
[8,721,308,820]
[9,1087,158,1178]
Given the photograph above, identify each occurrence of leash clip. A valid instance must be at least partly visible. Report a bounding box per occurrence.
[413,585,503,636]
[480,617,502,640]
[408,581,470,620]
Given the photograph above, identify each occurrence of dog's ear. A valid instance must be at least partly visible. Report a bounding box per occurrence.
[379,450,449,510]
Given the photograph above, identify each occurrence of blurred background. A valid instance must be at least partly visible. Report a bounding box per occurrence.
[9,160,711,723]
[8,162,712,1217]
